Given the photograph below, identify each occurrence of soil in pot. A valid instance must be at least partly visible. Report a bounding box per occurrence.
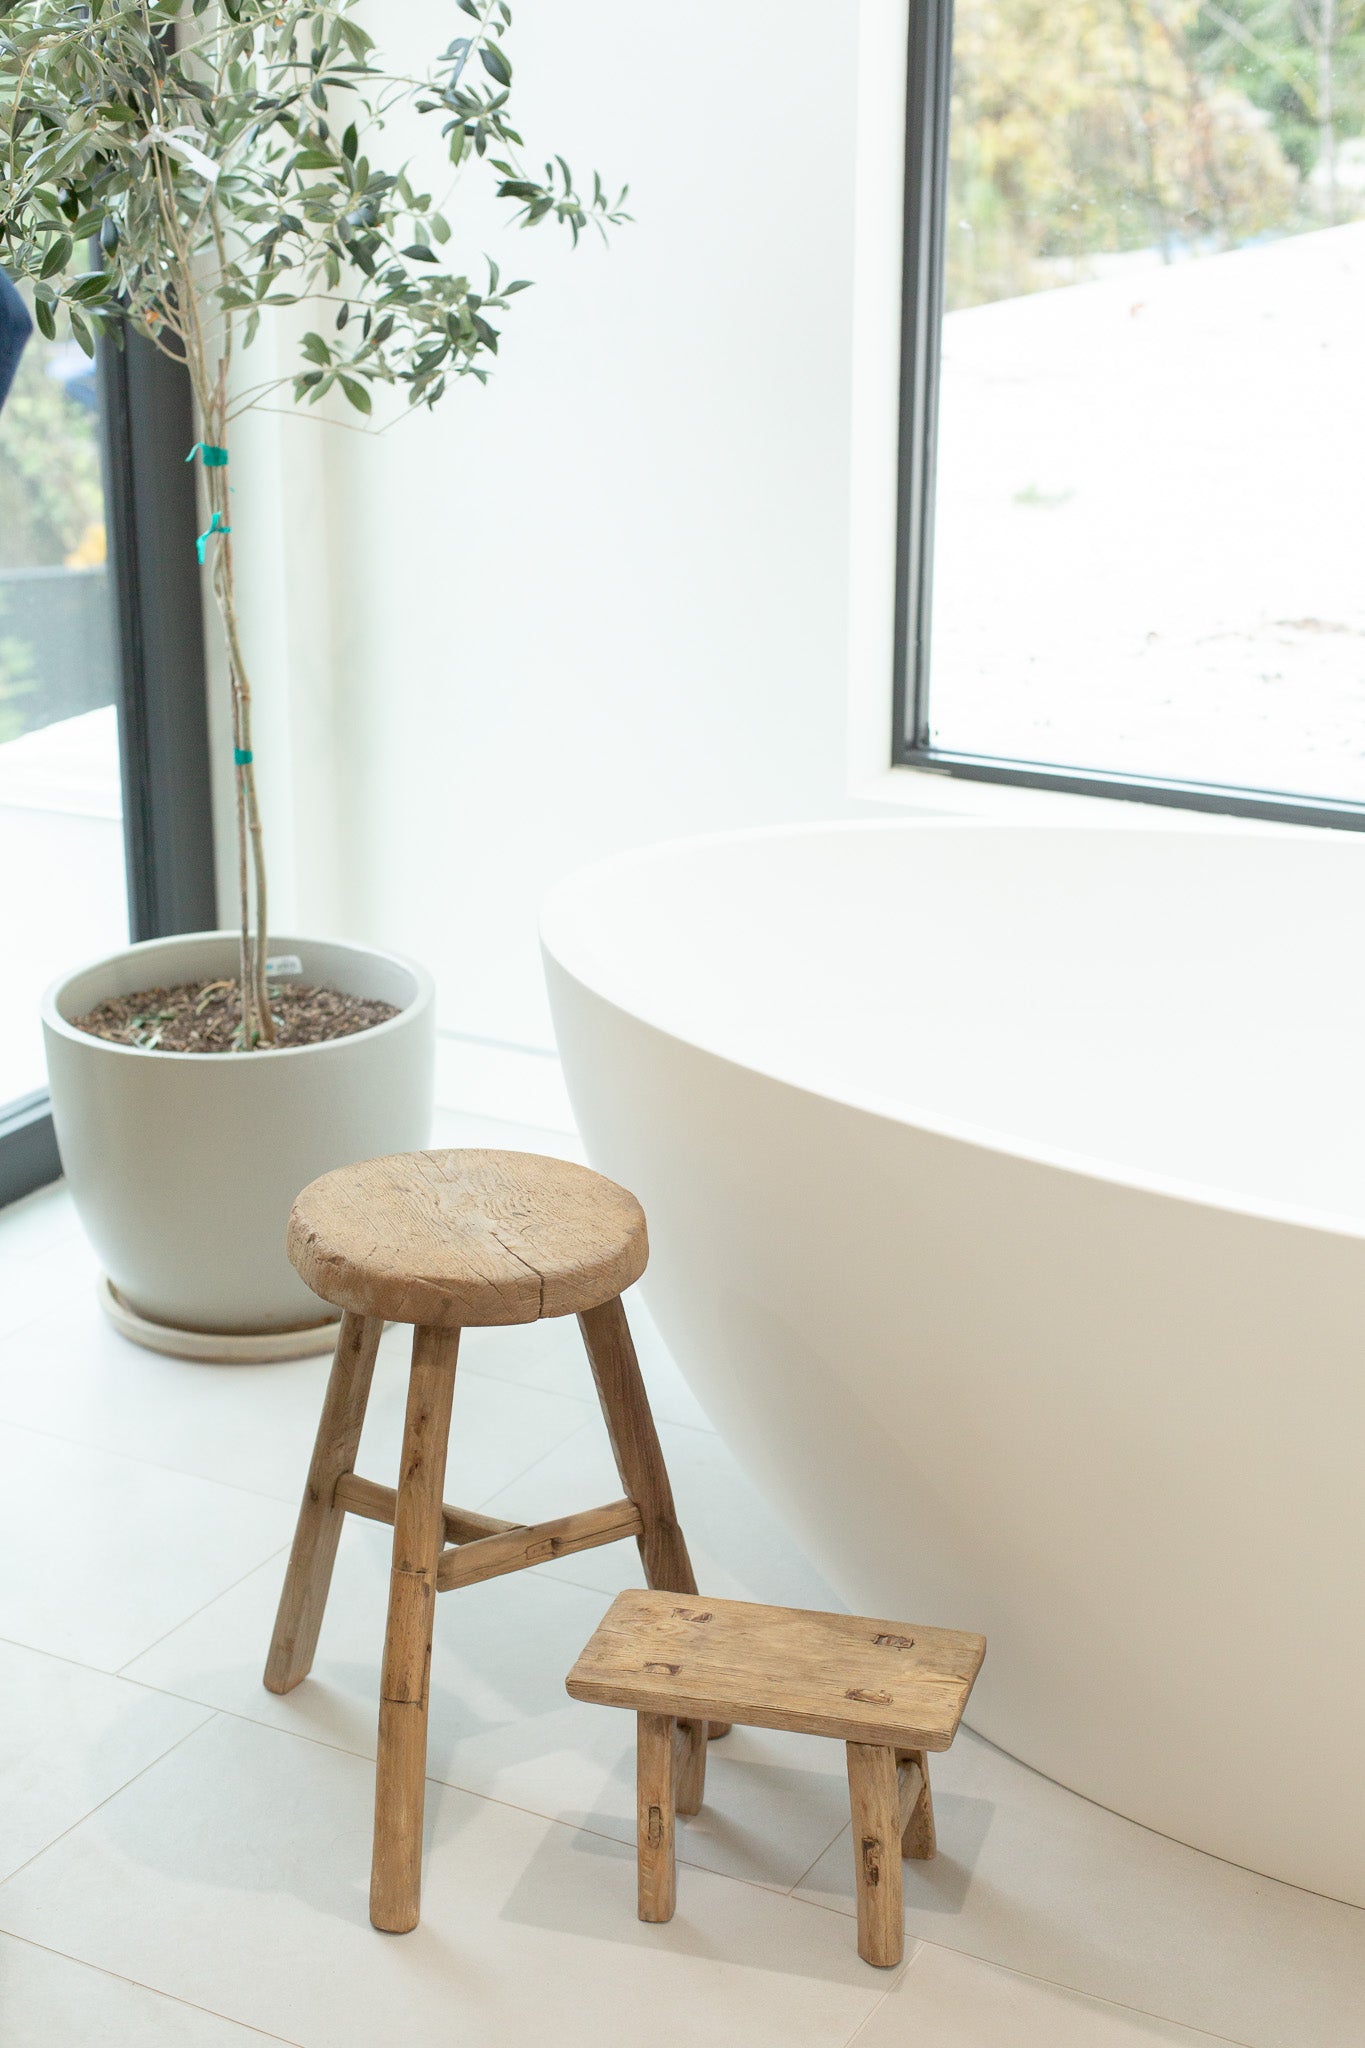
[71,977,399,1053]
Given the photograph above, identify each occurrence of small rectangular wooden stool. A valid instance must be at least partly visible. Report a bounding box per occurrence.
[566,1589,986,1967]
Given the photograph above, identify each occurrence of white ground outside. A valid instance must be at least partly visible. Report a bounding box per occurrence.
[932,221,1365,802]
[0,707,127,1104]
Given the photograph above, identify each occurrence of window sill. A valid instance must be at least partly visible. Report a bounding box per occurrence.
[849,759,1320,837]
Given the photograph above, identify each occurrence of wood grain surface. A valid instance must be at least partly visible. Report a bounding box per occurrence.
[371,1325,460,1933]
[264,1311,382,1695]
[566,1589,985,1750]
[288,1149,648,1328]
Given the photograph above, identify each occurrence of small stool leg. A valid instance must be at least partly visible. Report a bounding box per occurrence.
[674,1717,707,1817]
[578,1297,729,1738]
[846,1742,905,1968]
[265,1311,382,1695]
[897,1747,936,1860]
[371,1324,460,1934]
[637,1712,678,1922]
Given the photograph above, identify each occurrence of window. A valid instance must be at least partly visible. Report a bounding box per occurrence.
[0,327,215,1206]
[895,0,1365,826]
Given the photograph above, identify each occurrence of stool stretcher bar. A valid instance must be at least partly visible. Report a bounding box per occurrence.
[333,1472,521,1545]
[332,1469,645,1593]
[436,1498,644,1591]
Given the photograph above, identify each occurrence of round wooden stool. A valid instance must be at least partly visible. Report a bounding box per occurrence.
[263,1148,717,1934]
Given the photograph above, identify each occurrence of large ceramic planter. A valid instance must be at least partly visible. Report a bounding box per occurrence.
[43,929,434,1345]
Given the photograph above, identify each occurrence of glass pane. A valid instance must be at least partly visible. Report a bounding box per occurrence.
[927,0,1365,802]
[0,325,127,1106]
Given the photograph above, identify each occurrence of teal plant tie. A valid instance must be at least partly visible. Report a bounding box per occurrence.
[186,441,229,467]
[196,510,230,564]
[233,748,253,766]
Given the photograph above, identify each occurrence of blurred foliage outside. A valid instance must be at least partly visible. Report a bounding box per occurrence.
[0,329,108,743]
[949,0,1365,307]
[0,333,105,571]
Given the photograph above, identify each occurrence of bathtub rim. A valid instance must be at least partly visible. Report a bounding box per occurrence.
[541,814,1365,1247]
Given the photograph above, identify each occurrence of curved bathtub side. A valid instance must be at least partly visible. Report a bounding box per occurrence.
[545,946,1365,1907]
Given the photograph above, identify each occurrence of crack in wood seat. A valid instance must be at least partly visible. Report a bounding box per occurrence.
[566,1589,986,1968]
[286,1148,649,1328]
[264,1148,708,1938]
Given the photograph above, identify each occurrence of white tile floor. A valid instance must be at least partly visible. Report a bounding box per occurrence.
[1,1108,1362,2048]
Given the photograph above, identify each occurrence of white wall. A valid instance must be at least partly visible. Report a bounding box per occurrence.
[219,1,891,1051]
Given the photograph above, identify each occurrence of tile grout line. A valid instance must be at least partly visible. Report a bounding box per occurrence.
[0,1709,215,1898]
[903,1933,1264,2048]
[2,1663,863,1922]
[111,1545,295,1678]
[835,1941,927,2046]
[785,1821,854,1900]
[0,1652,1301,2048]
[0,1625,218,1687]
[137,1687,829,1901]
[0,1411,311,1509]
[0,1561,1279,2044]
[0,1319,713,1509]
[467,1414,604,1514]
[0,1926,305,2047]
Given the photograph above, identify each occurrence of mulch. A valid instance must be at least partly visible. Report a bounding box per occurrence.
[70,978,400,1053]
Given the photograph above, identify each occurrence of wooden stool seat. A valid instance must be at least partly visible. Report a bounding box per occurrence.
[265,1149,705,1937]
[567,1589,986,1968]
[287,1149,649,1328]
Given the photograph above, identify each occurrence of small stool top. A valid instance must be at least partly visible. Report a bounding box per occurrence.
[567,1590,986,1751]
[288,1148,648,1329]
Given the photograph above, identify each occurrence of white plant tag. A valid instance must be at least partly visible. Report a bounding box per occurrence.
[136,126,221,185]
[265,954,304,978]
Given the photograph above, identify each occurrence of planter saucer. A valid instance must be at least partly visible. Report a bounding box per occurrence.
[99,1275,341,1363]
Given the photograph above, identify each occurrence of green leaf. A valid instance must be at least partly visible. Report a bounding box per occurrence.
[338,373,372,414]
[480,44,512,87]
[291,149,334,169]
[401,243,438,261]
[337,17,375,60]
[341,121,358,161]
[39,232,72,279]
[33,297,57,341]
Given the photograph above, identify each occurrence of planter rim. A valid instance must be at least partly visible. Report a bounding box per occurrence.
[42,928,434,1065]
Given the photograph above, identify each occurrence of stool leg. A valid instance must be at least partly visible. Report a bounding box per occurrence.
[264,1311,382,1695]
[897,1747,936,1859]
[846,1742,905,1968]
[577,1297,696,1593]
[573,1302,732,1736]
[371,1324,460,1934]
[578,1297,729,1739]
[675,1717,707,1817]
[637,1711,678,1922]
[581,1302,736,1736]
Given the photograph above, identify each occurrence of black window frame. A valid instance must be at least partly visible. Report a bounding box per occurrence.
[891,0,1365,836]
[0,329,216,1208]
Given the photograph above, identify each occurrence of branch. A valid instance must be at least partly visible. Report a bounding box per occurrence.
[1200,1,1318,116]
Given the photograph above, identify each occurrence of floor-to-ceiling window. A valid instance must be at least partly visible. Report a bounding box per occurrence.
[0,327,128,1112]
[0,316,215,1204]
[896,0,1365,826]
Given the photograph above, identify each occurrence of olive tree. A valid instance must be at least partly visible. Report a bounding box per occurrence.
[0,0,626,1043]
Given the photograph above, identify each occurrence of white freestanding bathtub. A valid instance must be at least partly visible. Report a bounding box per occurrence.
[542,819,1365,1906]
